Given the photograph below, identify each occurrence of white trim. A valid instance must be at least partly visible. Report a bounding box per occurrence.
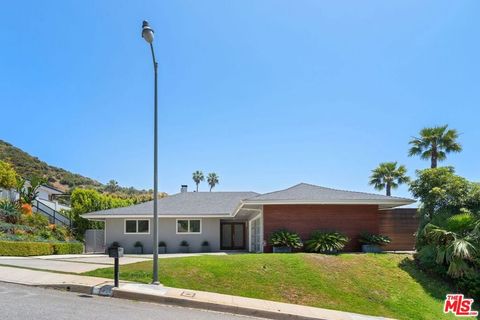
[242,199,414,206]
[175,219,202,234]
[124,219,151,234]
[83,214,230,219]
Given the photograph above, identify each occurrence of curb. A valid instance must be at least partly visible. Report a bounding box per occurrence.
[30,282,330,320]
[112,288,328,320]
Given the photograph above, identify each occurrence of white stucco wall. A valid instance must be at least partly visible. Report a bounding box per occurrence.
[105,217,221,254]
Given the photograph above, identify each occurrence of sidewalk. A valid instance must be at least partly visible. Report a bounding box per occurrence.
[0,266,391,320]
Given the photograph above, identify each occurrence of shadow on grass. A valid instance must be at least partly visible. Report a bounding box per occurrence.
[398,257,452,301]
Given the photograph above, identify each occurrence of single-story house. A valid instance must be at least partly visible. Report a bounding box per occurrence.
[82,183,417,254]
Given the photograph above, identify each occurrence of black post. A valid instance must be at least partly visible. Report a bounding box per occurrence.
[114,257,119,287]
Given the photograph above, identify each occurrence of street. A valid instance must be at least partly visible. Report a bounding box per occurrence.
[0,282,265,320]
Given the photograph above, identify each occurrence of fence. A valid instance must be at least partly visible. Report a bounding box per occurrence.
[84,229,106,253]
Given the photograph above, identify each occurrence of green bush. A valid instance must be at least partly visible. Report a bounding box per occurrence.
[0,241,53,256]
[0,240,83,256]
[269,229,303,248]
[358,232,391,246]
[305,231,349,254]
[52,242,83,254]
[21,213,49,229]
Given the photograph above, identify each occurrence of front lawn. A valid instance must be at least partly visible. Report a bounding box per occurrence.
[84,253,460,320]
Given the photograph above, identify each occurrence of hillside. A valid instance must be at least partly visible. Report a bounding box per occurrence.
[0,139,148,196]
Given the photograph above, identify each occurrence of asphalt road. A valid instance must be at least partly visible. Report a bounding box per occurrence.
[0,282,264,320]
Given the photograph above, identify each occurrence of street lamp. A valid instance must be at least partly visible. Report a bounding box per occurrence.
[142,20,159,285]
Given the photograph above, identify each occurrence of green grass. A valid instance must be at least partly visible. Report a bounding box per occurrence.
[84,253,463,319]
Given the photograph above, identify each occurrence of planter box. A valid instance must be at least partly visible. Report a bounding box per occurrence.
[273,246,292,253]
[201,245,211,252]
[362,244,382,253]
[179,246,189,253]
[134,247,143,254]
[158,246,166,254]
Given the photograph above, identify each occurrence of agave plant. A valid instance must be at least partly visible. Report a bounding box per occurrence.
[269,229,303,249]
[305,231,349,254]
[423,212,479,278]
[0,200,21,224]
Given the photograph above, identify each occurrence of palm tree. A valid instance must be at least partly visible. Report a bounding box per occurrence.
[369,162,410,196]
[408,125,462,168]
[423,215,479,278]
[192,170,204,192]
[207,173,219,192]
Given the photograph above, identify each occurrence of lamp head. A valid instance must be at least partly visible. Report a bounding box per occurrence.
[142,20,154,44]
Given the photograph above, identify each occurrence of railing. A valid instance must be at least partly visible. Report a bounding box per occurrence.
[33,200,72,228]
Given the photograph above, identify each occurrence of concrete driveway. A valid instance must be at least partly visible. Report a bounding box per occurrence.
[0,252,229,273]
[0,255,151,273]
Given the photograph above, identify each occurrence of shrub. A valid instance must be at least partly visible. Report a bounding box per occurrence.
[201,240,209,246]
[21,213,49,229]
[52,242,83,254]
[305,231,349,254]
[134,241,143,248]
[0,240,83,256]
[158,241,166,247]
[269,229,303,248]
[458,272,480,300]
[358,232,391,246]
[180,240,189,246]
[0,200,21,224]
[0,222,35,234]
[0,241,53,256]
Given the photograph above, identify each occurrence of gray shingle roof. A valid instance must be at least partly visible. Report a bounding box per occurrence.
[244,183,414,203]
[82,183,414,219]
[82,191,258,218]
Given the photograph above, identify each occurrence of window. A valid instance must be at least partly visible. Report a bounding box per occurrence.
[125,219,150,234]
[176,219,201,234]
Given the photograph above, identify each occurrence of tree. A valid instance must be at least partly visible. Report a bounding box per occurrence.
[408,125,462,168]
[207,172,219,192]
[192,170,204,192]
[70,188,135,239]
[422,213,479,278]
[369,162,409,196]
[15,176,45,204]
[105,179,120,193]
[409,167,473,222]
[0,160,17,190]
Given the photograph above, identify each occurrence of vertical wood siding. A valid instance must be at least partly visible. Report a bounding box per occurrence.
[379,208,419,251]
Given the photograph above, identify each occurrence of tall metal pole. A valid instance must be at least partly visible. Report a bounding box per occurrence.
[150,42,159,285]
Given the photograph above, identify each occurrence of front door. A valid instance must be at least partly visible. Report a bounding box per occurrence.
[221,222,245,250]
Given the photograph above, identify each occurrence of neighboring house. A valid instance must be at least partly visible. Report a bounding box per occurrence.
[82,183,417,254]
[0,184,71,226]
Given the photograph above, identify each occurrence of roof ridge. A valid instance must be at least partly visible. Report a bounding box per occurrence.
[246,183,305,200]
[297,182,411,200]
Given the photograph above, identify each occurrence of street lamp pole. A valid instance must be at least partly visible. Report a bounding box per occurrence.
[142,20,159,285]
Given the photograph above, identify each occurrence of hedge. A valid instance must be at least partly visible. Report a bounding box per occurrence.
[0,241,84,256]
[52,242,84,255]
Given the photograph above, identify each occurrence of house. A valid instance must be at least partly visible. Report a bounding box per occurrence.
[0,183,71,226]
[82,183,416,254]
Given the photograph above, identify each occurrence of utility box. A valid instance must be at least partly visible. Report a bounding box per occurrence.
[108,246,124,258]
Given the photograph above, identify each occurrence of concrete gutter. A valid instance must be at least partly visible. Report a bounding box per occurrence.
[0,266,392,320]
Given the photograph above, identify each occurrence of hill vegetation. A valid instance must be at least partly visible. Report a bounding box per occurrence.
[0,139,152,199]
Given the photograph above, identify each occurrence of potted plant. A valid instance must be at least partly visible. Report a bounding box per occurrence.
[179,240,189,253]
[359,233,391,253]
[158,241,167,254]
[269,229,302,253]
[305,231,349,254]
[201,240,210,252]
[133,241,143,254]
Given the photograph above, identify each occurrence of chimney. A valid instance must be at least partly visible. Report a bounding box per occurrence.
[180,185,188,193]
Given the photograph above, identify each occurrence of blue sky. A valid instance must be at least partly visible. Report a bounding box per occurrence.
[1,1,479,196]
